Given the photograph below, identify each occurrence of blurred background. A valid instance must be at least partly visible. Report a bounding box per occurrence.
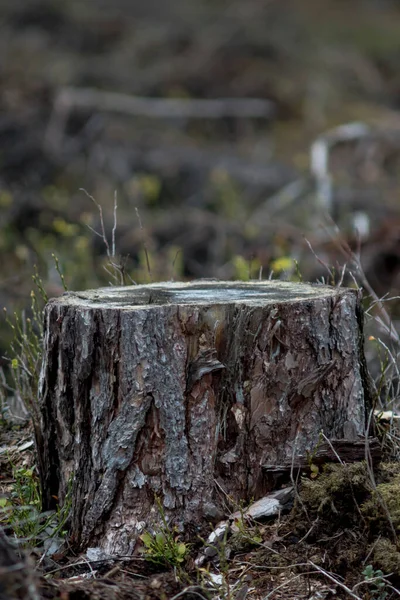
[1,0,400,355]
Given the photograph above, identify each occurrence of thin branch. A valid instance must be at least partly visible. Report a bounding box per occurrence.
[80,189,129,285]
[135,207,152,282]
[320,432,344,465]
[336,262,347,288]
[352,574,393,593]
[112,190,118,259]
[303,236,334,283]
[263,571,319,599]
[290,434,310,523]
[323,218,400,345]
[365,409,397,542]
[170,588,210,600]
[310,121,370,214]
[308,561,362,600]
[53,87,274,119]
[80,188,110,258]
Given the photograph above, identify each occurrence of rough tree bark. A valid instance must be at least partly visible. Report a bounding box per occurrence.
[37,280,371,555]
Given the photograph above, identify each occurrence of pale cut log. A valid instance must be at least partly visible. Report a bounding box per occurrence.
[36,280,371,555]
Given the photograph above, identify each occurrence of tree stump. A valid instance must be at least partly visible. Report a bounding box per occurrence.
[37,280,371,555]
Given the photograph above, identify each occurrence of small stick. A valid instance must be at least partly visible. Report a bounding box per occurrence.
[308,561,362,600]
[135,207,152,282]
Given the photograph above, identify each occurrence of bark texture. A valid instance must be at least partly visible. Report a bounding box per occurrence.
[37,280,371,555]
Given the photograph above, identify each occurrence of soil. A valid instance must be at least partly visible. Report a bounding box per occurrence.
[2,420,400,599]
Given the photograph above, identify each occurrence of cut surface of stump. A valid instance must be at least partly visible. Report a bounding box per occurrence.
[37,280,371,555]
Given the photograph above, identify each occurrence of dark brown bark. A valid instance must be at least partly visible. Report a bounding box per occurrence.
[37,280,372,555]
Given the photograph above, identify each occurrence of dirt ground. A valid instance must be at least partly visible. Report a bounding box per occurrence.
[3,420,400,599]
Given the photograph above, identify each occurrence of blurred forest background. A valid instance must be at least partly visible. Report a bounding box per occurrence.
[2,0,400,356]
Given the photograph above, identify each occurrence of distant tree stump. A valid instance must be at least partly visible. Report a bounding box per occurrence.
[37,281,371,555]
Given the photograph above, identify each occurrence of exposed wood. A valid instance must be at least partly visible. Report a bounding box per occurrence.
[37,280,372,555]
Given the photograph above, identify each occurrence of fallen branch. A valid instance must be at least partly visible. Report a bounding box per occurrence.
[45,87,275,151]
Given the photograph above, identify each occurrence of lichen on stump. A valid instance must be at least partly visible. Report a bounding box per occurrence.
[37,280,371,555]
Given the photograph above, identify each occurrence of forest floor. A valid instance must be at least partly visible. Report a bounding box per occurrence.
[2,416,400,599]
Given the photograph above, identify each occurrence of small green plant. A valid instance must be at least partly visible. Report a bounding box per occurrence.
[306,432,324,479]
[232,515,262,547]
[232,254,261,281]
[139,496,188,567]
[0,464,42,540]
[2,267,48,425]
[11,466,41,509]
[362,565,388,600]
[0,463,72,549]
[140,530,187,567]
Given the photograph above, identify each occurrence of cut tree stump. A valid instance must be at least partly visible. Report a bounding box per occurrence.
[37,280,372,555]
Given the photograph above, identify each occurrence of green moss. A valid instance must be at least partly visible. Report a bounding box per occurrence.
[376,463,400,484]
[372,538,400,575]
[300,462,370,519]
[362,473,400,532]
